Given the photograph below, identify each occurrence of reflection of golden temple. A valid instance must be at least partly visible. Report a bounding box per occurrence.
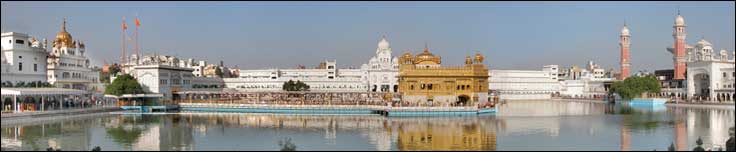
[396,120,496,151]
[398,46,490,105]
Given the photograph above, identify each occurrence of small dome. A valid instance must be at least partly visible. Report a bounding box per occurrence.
[675,15,685,26]
[378,36,390,50]
[620,26,630,36]
[474,52,485,63]
[697,39,712,47]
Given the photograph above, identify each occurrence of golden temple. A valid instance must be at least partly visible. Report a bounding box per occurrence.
[398,46,490,106]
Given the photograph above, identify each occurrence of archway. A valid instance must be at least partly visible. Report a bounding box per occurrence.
[393,85,398,93]
[693,73,710,100]
[372,85,377,92]
[457,95,470,106]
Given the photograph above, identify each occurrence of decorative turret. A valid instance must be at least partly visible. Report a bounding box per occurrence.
[474,52,484,64]
[465,56,473,65]
[399,52,413,64]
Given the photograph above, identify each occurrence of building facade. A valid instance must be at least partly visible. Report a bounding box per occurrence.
[397,48,489,105]
[1,32,48,84]
[119,54,226,101]
[224,60,367,92]
[660,12,736,102]
[488,65,561,100]
[46,19,100,90]
[557,61,616,99]
[361,36,399,93]
[224,36,400,92]
[684,39,735,102]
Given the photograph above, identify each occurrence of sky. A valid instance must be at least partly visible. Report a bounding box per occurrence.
[1,1,734,72]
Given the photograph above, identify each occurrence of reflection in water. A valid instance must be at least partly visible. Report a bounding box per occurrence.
[1,118,94,151]
[394,117,496,151]
[1,100,734,151]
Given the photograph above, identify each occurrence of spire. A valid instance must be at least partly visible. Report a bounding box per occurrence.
[62,17,67,32]
[624,20,627,27]
[424,42,429,52]
[677,7,680,15]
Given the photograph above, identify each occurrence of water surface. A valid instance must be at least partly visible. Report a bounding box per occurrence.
[2,100,734,151]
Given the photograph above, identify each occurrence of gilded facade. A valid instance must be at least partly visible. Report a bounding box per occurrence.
[398,47,489,105]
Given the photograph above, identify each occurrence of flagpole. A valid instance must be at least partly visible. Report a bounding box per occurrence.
[120,16,128,73]
[122,17,126,69]
[135,14,139,64]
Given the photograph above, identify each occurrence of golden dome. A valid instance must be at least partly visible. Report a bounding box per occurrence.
[54,18,74,48]
[415,47,441,64]
[465,56,473,64]
[474,52,484,63]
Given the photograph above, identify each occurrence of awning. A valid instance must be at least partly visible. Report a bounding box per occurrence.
[105,94,164,99]
[1,88,90,96]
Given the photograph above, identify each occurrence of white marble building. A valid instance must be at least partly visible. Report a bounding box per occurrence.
[488,65,561,100]
[683,39,735,101]
[361,36,399,93]
[224,36,400,92]
[557,61,616,98]
[224,60,367,92]
[118,54,226,100]
[1,32,48,85]
[46,19,100,90]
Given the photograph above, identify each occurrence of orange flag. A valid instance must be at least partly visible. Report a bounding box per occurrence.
[122,17,127,30]
[135,17,141,27]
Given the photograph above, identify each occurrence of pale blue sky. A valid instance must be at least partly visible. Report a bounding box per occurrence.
[1,1,734,72]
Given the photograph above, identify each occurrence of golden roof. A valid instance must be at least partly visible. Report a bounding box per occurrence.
[54,18,74,48]
[415,47,441,64]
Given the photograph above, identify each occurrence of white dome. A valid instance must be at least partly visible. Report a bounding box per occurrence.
[620,26,630,36]
[675,15,685,26]
[697,39,712,47]
[378,36,390,50]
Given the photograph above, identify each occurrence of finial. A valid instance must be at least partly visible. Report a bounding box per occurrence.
[62,17,67,31]
[677,7,680,15]
[624,20,627,27]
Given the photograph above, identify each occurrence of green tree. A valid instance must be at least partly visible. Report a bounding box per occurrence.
[104,74,145,96]
[278,138,297,151]
[15,82,26,88]
[100,64,122,84]
[609,76,661,99]
[282,80,310,91]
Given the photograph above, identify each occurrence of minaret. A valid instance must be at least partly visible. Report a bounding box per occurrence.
[673,10,687,80]
[619,21,631,80]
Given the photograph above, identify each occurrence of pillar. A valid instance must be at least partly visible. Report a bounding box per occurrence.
[13,95,17,113]
[41,96,45,111]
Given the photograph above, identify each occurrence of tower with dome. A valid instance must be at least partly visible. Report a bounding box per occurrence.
[660,12,735,102]
[361,35,399,93]
[46,18,101,91]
